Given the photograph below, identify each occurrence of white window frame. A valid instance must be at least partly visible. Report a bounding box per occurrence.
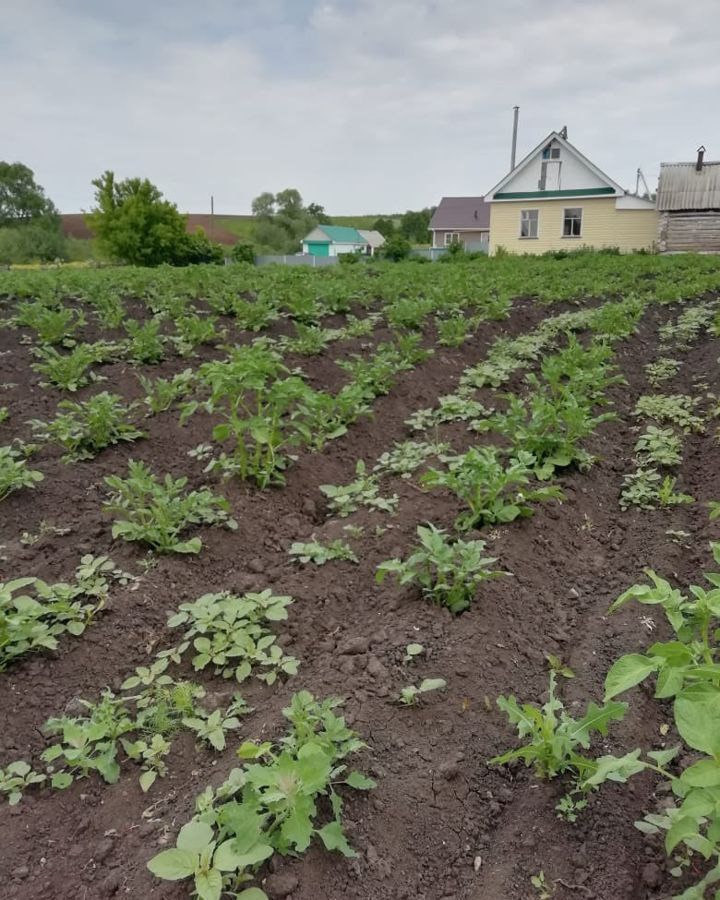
[519,209,539,239]
[444,232,461,247]
[562,207,583,238]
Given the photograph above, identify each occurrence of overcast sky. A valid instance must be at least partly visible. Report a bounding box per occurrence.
[5,0,720,215]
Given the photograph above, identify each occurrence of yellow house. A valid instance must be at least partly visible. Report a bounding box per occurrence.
[485,130,658,255]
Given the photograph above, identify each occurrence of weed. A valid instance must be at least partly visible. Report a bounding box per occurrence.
[633,426,682,467]
[0,555,128,669]
[398,678,447,705]
[148,692,374,900]
[403,643,424,664]
[320,461,399,517]
[634,394,705,433]
[645,358,681,387]
[166,590,298,685]
[289,538,358,566]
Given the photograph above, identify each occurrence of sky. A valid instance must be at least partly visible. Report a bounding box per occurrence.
[4,0,720,216]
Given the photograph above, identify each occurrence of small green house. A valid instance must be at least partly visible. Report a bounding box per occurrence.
[302,225,373,257]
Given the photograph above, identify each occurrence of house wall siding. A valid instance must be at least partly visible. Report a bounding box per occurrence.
[658,210,720,252]
[431,229,489,249]
[489,198,658,255]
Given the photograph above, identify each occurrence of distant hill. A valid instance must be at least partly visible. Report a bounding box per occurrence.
[61,213,253,246]
[61,213,400,248]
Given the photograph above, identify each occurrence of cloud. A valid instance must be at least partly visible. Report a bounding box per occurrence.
[3,0,720,213]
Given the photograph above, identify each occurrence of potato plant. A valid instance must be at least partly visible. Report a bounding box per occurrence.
[0,445,43,500]
[376,524,504,613]
[422,448,563,531]
[30,391,145,461]
[104,460,237,553]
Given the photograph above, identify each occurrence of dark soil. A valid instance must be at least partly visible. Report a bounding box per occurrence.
[1,295,719,900]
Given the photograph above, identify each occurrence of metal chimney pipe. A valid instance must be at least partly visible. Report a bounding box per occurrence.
[696,145,706,172]
[511,106,519,170]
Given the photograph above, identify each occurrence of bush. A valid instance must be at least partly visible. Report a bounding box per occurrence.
[338,251,361,265]
[382,233,411,261]
[230,242,255,264]
[173,229,224,266]
[0,221,67,264]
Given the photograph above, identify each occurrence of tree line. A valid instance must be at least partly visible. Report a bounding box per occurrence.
[0,162,435,266]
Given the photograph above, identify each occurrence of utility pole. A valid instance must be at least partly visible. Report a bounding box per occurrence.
[210,195,214,239]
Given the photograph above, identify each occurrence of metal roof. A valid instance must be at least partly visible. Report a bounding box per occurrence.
[316,225,367,243]
[357,229,386,247]
[429,197,490,230]
[657,162,720,211]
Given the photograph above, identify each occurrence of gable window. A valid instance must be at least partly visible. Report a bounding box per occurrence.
[542,145,561,160]
[520,209,539,239]
[444,232,461,246]
[562,207,583,237]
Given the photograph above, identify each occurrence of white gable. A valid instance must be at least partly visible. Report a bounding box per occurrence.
[487,132,624,201]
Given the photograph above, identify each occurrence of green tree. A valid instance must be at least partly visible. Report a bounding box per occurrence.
[399,208,434,244]
[372,217,395,239]
[306,202,331,224]
[86,171,189,266]
[275,188,303,218]
[0,161,66,263]
[251,191,276,219]
[0,162,58,227]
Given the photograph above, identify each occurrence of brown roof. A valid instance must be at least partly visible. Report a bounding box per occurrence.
[429,197,490,231]
[60,213,251,246]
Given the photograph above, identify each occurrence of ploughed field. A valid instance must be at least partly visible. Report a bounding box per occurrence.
[1,255,720,900]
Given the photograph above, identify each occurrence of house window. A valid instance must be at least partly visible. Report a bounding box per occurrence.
[444,232,461,246]
[520,209,539,239]
[542,145,561,160]
[562,207,583,237]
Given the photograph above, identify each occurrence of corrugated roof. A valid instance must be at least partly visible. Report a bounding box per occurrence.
[429,197,490,230]
[657,162,720,211]
[317,225,367,243]
[357,229,386,248]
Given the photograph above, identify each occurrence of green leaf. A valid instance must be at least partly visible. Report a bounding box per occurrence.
[195,868,223,900]
[51,771,73,789]
[237,890,269,900]
[680,758,720,788]
[317,820,356,858]
[604,654,658,700]
[139,769,157,792]
[177,820,214,853]
[173,537,202,554]
[675,685,720,756]
[345,771,376,790]
[147,848,197,880]
[214,838,273,872]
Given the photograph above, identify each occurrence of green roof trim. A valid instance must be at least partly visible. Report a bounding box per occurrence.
[317,225,367,243]
[494,187,617,200]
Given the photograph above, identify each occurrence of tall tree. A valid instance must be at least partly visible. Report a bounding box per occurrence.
[372,217,395,239]
[275,188,303,218]
[0,162,58,227]
[85,171,221,267]
[251,191,276,219]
